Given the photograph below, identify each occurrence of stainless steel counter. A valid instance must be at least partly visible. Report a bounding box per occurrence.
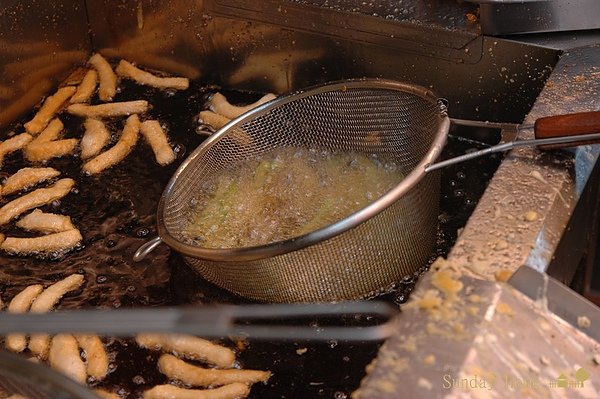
[450,43,600,282]
[356,41,600,398]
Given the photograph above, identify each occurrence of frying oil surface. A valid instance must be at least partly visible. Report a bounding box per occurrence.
[0,72,501,398]
[186,147,402,248]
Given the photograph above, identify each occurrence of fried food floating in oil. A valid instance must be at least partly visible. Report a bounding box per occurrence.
[0,229,82,256]
[23,118,78,163]
[135,334,236,369]
[140,120,176,165]
[158,354,271,387]
[30,274,85,312]
[0,178,75,225]
[75,334,109,380]
[31,118,63,143]
[116,60,190,90]
[197,111,252,147]
[23,86,76,135]
[24,139,78,163]
[67,100,149,118]
[81,118,111,159]
[28,274,85,359]
[209,92,276,119]
[198,110,231,131]
[70,69,98,103]
[143,383,250,399]
[89,53,117,101]
[16,209,75,233]
[83,114,140,174]
[0,133,33,167]
[4,284,44,353]
[1,167,60,196]
[49,334,87,384]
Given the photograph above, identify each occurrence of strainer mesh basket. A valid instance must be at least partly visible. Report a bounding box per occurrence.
[158,79,448,302]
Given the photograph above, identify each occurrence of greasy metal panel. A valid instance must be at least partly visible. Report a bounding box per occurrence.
[449,44,600,281]
[471,0,600,35]
[286,0,481,37]
[355,264,600,398]
[210,0,481,59]
[85,0,208,80]
[86,0,558,122]
[0,0,90,129]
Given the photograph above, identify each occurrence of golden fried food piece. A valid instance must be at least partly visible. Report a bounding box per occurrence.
[0,229,82,255]
[209,92,276,120]
[70,69,98,103]
[16,209,75,233]
[32,118,63,143]
[1,167,61,196]
[0,80,52,129]
[158,354,271,387]
[135,334,235,369]
[143,383,250,399]
[4,284,44,353]
[24,139,78,163]
[28,274,85,359]
[75,334,109,380]
[89,53,117,101]
[116,60,189,90]
[0,133,33,167]
[23,86,76,135]
[140,119,175,165]
[82,114,140,174]
[81,118,111,159]
[0,178,75,225]
[100,41,201,78]
[67,100,149,118]
[198,110,231,131]
[30,274,85,312]
[23,118,77,162]
[48,334,87,384]
[197,111,252,147]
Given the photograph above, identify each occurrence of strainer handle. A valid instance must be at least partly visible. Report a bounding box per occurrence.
[133,236,163,262]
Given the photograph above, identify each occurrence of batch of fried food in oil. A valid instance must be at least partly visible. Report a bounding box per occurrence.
[0,53,272,399]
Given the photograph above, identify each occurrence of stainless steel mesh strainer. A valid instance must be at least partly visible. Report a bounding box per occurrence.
[137,79,450,303]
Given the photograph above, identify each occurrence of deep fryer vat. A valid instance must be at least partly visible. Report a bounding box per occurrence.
[158,79,449,303]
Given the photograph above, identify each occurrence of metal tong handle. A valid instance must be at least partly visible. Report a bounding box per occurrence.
[425,131,600,172]
[0,301,397,341]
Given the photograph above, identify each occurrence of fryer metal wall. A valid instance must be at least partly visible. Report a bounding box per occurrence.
[85,0,560,123]
[0,0,562,128]
[0,0,91,129]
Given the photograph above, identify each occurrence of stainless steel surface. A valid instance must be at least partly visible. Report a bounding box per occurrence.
[0,302,397,341]
[210,0,480,61]
[354,260,600,399]
[471,0,600,35]
[0,1,90,129]
[449,43,600,283]
[425,131,600,172]
[509,265,600,342]
[85,0,559,122]
[157,79,448,302]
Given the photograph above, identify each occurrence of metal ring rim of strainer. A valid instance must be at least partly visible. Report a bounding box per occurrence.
[156,78,450,262]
